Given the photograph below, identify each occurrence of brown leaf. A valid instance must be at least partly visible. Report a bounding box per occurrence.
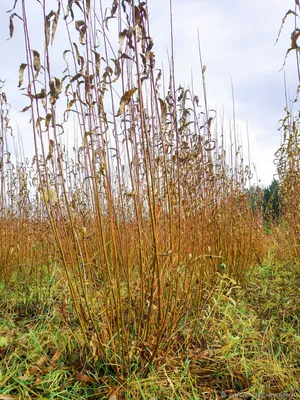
[29,355,48,374]
[0,396,18,400]
[18,63,27,87]
[29,366,39,375]
[21,105,31,113]
[159,98,167,124]
[92,50,101,76]
[189,367,215,377]
[45,10,55,46]
[105,0,119,28]
[34,376,42,385]
[17,375,34,381]
[75,372,96,383]
[118,29,127,55]
[32,50,41,77]
[36,355,48,367]
[46,139,55,162]
[116,87,137,116]
[51,4,60,45]
[75,20,87,45]
[107,387,120,400]
[275,9,298,45]
[7,13,22,40]
[50,349,61,365]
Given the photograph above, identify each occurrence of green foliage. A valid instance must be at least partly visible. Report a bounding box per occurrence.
[263,179,281,224]
[247,180,281,226]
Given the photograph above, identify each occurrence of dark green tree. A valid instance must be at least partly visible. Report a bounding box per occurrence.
[263,179,280,224]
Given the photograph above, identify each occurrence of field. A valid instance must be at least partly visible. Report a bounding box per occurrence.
[0,0,299,399]
[0,256,299,399]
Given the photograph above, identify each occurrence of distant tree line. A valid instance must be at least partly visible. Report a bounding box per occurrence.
[247,179,281,225]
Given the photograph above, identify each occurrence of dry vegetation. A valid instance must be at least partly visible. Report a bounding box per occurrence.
[0,0,299,399]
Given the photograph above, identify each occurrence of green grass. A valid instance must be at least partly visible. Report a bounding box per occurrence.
[0,259,299,399]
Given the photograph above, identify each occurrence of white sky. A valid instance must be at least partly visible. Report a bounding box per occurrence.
[0,0,298,185]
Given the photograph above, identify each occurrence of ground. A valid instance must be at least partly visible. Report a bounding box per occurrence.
[0,258,299,399]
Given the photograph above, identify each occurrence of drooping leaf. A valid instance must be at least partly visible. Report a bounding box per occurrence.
[32,50,41,77]
[64,0,82,23]
[159,98,167,124]
[21,105,31,113]
[67,97,77,110]
[92,50,101,76]
[118,29,127,55]
[45,113,53,129]
[275,10,299,45]
[279,28,300,70]
[134,5,141,25]
[105,0,119,28]
[112,58,121,78]
[70,73,83,83]
[7,12,22,40]
[45,10,55,46]
[30,88,47,100]
[291,28,300,50]
[73,43,84,69]
[116,87,137,116]
[75,20,87,45]
[111,0,119,18]
[35,116,44,128]
[46,139,55,162]
[18,63,27,87]
[49,77,62,104]
[63,49,71,68]
[120,53,134,61]
[51,4,60,45]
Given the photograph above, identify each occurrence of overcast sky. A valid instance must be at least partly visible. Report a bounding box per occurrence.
[0,0,298,185]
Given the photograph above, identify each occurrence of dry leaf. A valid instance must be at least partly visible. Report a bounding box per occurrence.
[7,13,22,40]
[29,354,48,374]
[32,50,41,77]
[51,4,60,45]
[107,387,120,400]
[159,98,167,124]
[50,349,61,365]
[17,375,34,381]
[75,372,96,383]
[116,87,137,116]
[18,63,27,87]
[34,376,43,385]
[36,355,48,367]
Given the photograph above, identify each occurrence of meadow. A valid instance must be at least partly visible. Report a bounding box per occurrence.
[0,1,299,399]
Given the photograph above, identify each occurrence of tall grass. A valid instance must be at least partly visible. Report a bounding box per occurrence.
[273,0,300,263]
[1,0,267,375]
